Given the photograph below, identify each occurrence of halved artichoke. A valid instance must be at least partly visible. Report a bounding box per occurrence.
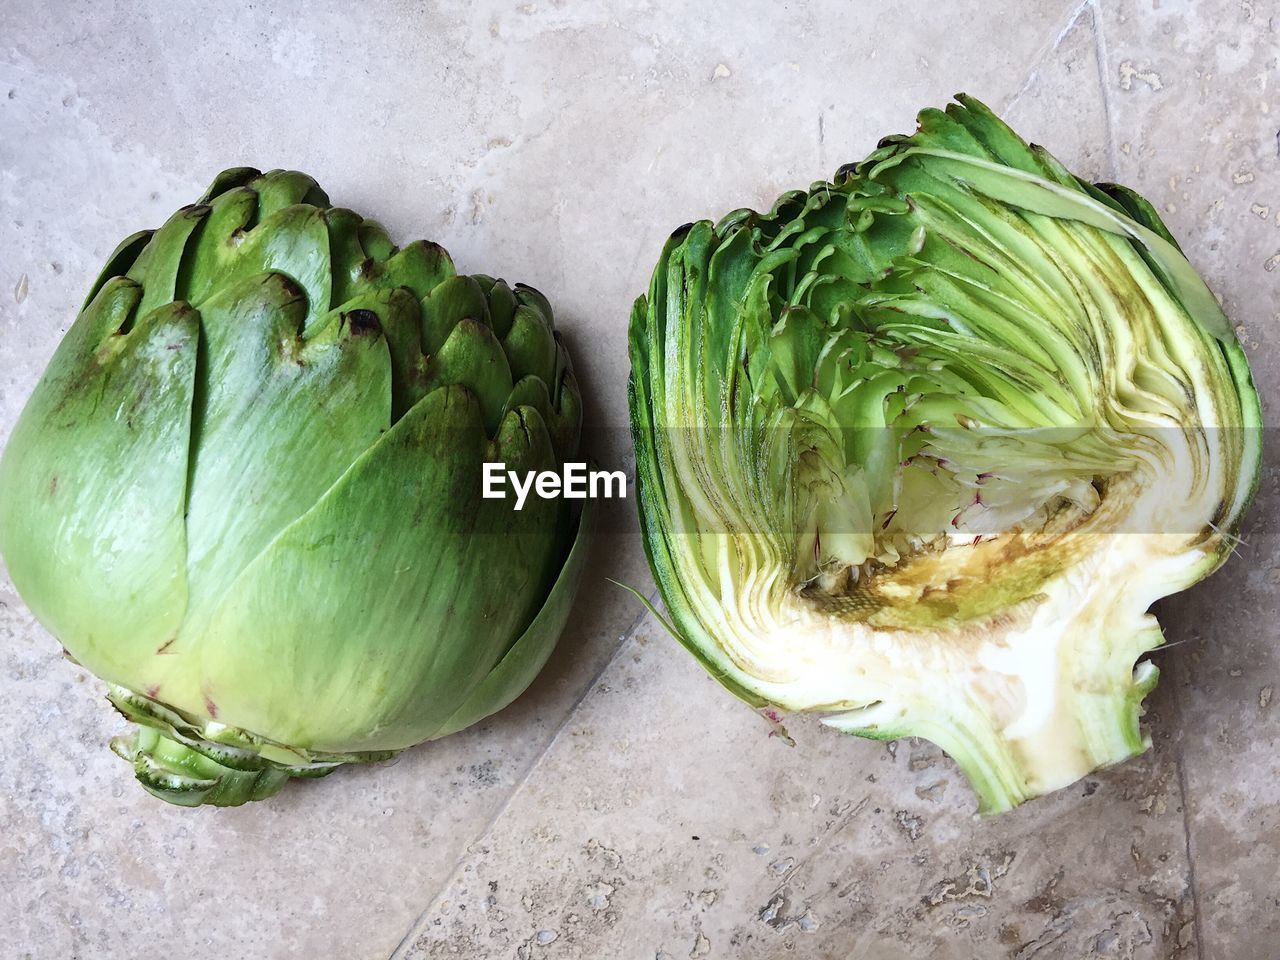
[0,168,591,806]
[628,97,1260,812]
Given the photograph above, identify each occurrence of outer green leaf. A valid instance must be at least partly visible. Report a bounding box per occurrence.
[434,491,596,738]
[190,386,567,752]
[178,272,394,643]
[0,281,197,683]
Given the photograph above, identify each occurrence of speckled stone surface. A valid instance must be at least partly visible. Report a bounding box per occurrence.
[0,2,1274,958]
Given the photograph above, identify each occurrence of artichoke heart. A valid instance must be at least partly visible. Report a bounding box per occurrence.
[0,168,592,807]
[628,96,1260,812]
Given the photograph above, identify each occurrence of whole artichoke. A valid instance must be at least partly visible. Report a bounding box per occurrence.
[0,168,591,806]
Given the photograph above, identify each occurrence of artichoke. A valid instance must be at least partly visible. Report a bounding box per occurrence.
[0,168,591,806]
[629,96,1260,812]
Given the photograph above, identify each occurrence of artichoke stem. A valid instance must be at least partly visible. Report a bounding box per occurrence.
[103,684,394,806]
[109,726,310,807]
[823,659,1160,814]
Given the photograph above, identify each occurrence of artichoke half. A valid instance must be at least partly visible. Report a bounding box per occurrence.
[0,168,591,806]
[629,97,1260,812]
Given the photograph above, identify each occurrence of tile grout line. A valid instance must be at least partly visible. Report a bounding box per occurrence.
[1088,0,1120,180]
[1176,750,1207,960]
[386,591,660,960]
[1002,0,1092,114]
[1166,604,1206,957]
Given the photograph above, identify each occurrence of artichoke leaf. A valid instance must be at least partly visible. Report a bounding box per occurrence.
[190,386,566,753]
[434,489,597,739]
[0,282,197,683]
[178,272,395,640]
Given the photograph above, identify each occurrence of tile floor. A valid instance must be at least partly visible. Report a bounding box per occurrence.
[0,1,1275,957]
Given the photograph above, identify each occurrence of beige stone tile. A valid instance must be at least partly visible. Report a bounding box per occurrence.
[3,0,1228,957]
[397,619,1196,959]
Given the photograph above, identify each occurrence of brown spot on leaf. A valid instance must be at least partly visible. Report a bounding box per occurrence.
[345,309,381,335]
